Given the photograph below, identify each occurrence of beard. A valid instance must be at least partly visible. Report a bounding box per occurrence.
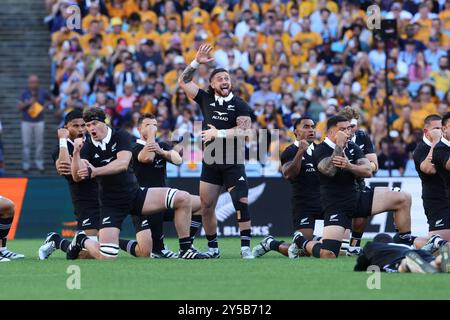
[214,83,232,97]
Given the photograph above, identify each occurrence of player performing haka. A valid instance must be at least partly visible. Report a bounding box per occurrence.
[354,233,450,274]
[68,107,205,259]
[38,110,99,260]
[119,113,204,258]
[413,114,450,241]
[338,106,379,255]
[178,44,255,259]
[432,112,450,240]
[0,197,24,262]
[252,117,323,258]
[289,116,414,259]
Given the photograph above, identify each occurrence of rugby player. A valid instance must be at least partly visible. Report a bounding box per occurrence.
[338,106,378,255]
[252,117,323,258]
[118,113,203,258]
[432,112,450,239]
[0,197,24,262]
[354,233,450,273]
[178,44,255,259]
[38,110,99,260]
[413,114,450,241]
[68,107,205,259]
[289,115,414,259]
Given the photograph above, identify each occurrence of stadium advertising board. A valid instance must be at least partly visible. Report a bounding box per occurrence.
[0,177,428,239]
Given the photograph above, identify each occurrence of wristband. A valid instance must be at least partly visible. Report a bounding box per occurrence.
[87,166,92,179]
[217,129,227,138]
[190,60,200,69]
[59,138,68,149]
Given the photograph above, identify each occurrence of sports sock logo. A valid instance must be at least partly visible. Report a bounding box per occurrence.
[329,214,339,222]
[102,217,111,224]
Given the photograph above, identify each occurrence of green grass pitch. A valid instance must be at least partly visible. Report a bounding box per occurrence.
[1,238,449,300]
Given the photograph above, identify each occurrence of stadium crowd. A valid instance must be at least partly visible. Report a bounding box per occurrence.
[40,0,450,176]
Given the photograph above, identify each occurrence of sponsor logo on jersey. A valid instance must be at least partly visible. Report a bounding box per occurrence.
[212,111,229,121]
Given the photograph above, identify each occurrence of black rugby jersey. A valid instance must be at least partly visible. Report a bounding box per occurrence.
[432,137,450,201]
[132,139,172,188]
[312,138,365,215]
[193,89,250,165]
[52,139,99,213]
[280,142,321,214]
[414,137,449,213]
[80,128,139,207]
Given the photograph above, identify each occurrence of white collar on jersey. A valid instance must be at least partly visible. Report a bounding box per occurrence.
[67,138,74,146]
[324,137,337,149]
[214,92,234,105]
[294,140,299,147]
[423,136,433,147]
[441,137,450,147]
[351,134,356,143]
[91,127,112,150]
[136,138,146,146]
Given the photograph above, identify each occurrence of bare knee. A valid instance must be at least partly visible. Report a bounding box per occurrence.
[201,198,216,213]
[173,191,191,209]
[135,246,151,257]
[397,192,411,208]
[320,249,337,259]
[0,198,15,218]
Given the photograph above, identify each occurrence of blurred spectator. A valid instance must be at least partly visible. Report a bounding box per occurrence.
[424,37,447,71]
[17,75,52,173]
[40,0,450,177]
[249,76,279,108]
[116,82,137,117]
[377,137,406,175]
[429,55,450,99]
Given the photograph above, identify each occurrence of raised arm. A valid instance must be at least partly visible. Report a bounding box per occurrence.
[71,138,88,182]
[150,143,183,166]
[137,125,157,164]
[337,157,372,178]
[317,144,344,177]
[178,44,214,100]
[89,151,132,178]
[55,128,72,176]
[420,129,442,175]
[282,141,309,180]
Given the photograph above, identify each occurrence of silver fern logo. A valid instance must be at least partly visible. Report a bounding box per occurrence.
[215,183,266,222]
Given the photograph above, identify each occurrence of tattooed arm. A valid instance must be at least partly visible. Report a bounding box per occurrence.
[317,145,344,177]
[178,64,200,100]
[178,44,214,99]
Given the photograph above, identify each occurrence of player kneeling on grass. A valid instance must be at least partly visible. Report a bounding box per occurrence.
[288,116,414,259]
[39,110,99,260]
[252,117,324,258]
[0,196,24,262]
[354,233,450,273]
[68,107,206,260]
[119,113,204,258]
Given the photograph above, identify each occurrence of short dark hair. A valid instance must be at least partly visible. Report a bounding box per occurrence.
[65,109,83,125]
[327,115,348,131]
[138,113,156,126]
[442,112,450,126]
[424,114,442,126]
[208,68,230,94]
[83,107,106,123]
[373,233,393,243]
[209,68,229,82]
[294,116,313,129]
